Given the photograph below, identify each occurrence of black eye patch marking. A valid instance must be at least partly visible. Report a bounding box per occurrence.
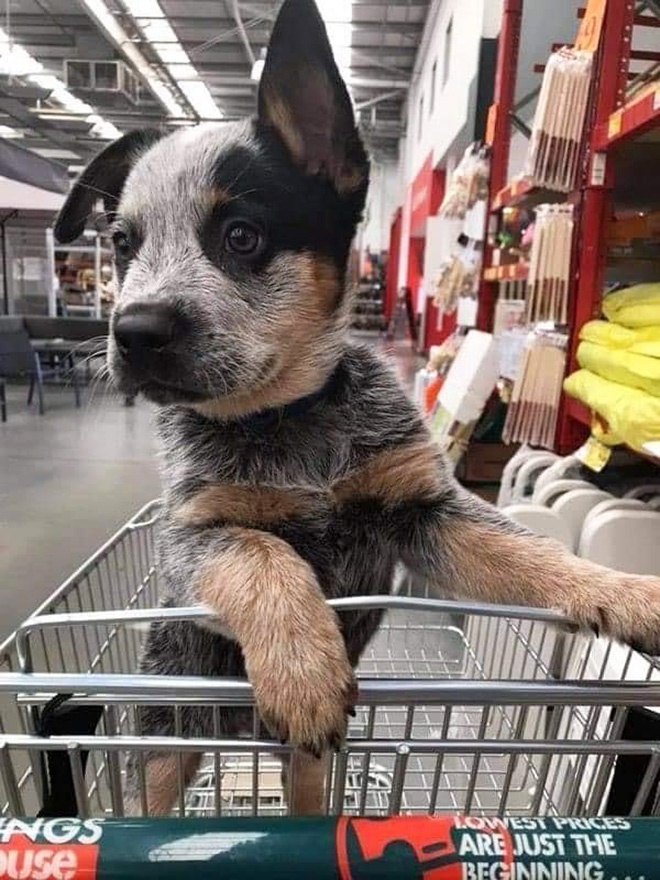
[199,136,366,281]
[200,205,270,280]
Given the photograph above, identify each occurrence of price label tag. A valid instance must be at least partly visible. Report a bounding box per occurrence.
[575,0,607,53]
[590,152,607,186]
[608,110,622,140]
[486,104,499,145]
[576,435,612,472]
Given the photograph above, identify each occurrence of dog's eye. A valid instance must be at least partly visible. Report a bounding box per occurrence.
[224,222,262,256]
[112,231,132,257]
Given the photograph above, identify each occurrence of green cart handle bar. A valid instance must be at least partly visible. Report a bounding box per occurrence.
[0,816,655,879]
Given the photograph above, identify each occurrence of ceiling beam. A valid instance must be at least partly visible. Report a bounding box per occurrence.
[225,0,255,67]
[0,95,92,157]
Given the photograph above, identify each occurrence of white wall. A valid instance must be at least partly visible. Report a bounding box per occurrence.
[396,0,501,287]
[403,0,487,183]
[359,161,400,253]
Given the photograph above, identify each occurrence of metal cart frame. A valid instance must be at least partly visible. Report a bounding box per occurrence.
[1,500,660,820]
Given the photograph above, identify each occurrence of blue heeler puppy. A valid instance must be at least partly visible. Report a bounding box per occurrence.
[55,0,660,816]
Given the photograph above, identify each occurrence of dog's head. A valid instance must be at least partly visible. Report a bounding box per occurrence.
[54,0,369,416]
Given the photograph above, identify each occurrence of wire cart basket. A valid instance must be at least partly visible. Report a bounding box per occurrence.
[1,499,660,821]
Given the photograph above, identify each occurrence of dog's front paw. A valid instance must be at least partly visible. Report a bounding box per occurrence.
[248,627,357,757]
[568,573,660,655]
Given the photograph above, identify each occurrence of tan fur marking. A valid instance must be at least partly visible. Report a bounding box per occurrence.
[194,252,345,419]
[199,187,231,210]
[441,521,660,646]
[177,483,327,528]
[197,528,355,754]
[287,751,327,816]
[262,87,305,163]
[131,753,201,817]
[300,253,341,315]
[333,441,443,506]
[335,163,367,195]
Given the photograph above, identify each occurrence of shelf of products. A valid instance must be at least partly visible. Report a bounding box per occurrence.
[596,83,660,150]
[483,263,530,282]
[490,178,566,212]
[479,0,660,460]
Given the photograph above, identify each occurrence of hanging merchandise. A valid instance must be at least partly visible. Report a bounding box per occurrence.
[564,305,660,455]
[526,204,574,324]
[417,335,463,414]
[430,330,499,460]
[502,330,568,449]
[525,48,593,192]
[439,144,491,220]
[432,250,480,316]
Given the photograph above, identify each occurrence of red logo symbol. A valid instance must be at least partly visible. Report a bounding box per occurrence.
[337,817,463,880]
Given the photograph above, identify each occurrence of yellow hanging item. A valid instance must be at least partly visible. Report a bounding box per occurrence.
[563,369,660,452]
[577,340,660,398]
[601,284,660,329]
[579,320,660,357]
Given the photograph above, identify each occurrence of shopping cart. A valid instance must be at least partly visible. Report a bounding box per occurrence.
[1,499,660,822]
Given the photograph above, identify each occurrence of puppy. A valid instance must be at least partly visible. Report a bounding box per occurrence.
[55,0,660,817]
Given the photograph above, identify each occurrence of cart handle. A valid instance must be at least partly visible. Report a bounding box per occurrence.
[3,672,660,706]
[0,815,658,878]
[14,596,574,672]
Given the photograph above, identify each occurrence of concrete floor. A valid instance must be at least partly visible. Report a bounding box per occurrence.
[0,337,422,642]
[0,382,160,642]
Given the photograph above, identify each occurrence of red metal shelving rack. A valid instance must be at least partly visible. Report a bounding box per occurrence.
[478,0,660,457]
[556,1,660,453]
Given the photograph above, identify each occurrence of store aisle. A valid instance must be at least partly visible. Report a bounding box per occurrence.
[0,386,159,641]
[0,337,420,641]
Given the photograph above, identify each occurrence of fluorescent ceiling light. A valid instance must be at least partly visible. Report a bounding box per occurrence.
[122,0,163,15]
[318,1,354,83]
[251,48,266,83]
[251,57,265,82]
[140,19,177,43]
[179,80,223,119]
[147,77,184,116]
[251,4,354,86]
[166,63,198,81]
[0,27,121,140]
[121,0,223,119]
[153,43,188,64]
[35,148,80,160]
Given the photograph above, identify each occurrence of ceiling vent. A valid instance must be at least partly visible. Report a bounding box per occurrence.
[64,59,141,105]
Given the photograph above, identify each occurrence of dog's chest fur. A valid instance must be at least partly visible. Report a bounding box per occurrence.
[155,345,424,607]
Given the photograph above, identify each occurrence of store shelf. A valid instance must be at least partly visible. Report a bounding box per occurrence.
[483,262,530,282]
[596,84,660,150]
[491,177,566,212]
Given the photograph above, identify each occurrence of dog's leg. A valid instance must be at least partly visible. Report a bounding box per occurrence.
[188,526,356,756]
[126,752,202,817]
[283,750,327,816]
[337,437,660,652]
[399,483,660,652]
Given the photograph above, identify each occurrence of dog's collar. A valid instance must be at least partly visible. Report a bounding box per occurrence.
[237,363,344,432]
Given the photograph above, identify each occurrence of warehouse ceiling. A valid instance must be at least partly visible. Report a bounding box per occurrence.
[0,0,431,172]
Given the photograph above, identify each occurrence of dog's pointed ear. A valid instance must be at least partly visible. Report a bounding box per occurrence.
[258,0,368,195]
[54,129,163,243]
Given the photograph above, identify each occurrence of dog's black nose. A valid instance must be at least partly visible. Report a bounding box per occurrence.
[114,304,179,356]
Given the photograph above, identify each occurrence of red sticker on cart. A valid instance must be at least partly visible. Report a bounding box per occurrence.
[336,816,514,880]
[0,820,101,880]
